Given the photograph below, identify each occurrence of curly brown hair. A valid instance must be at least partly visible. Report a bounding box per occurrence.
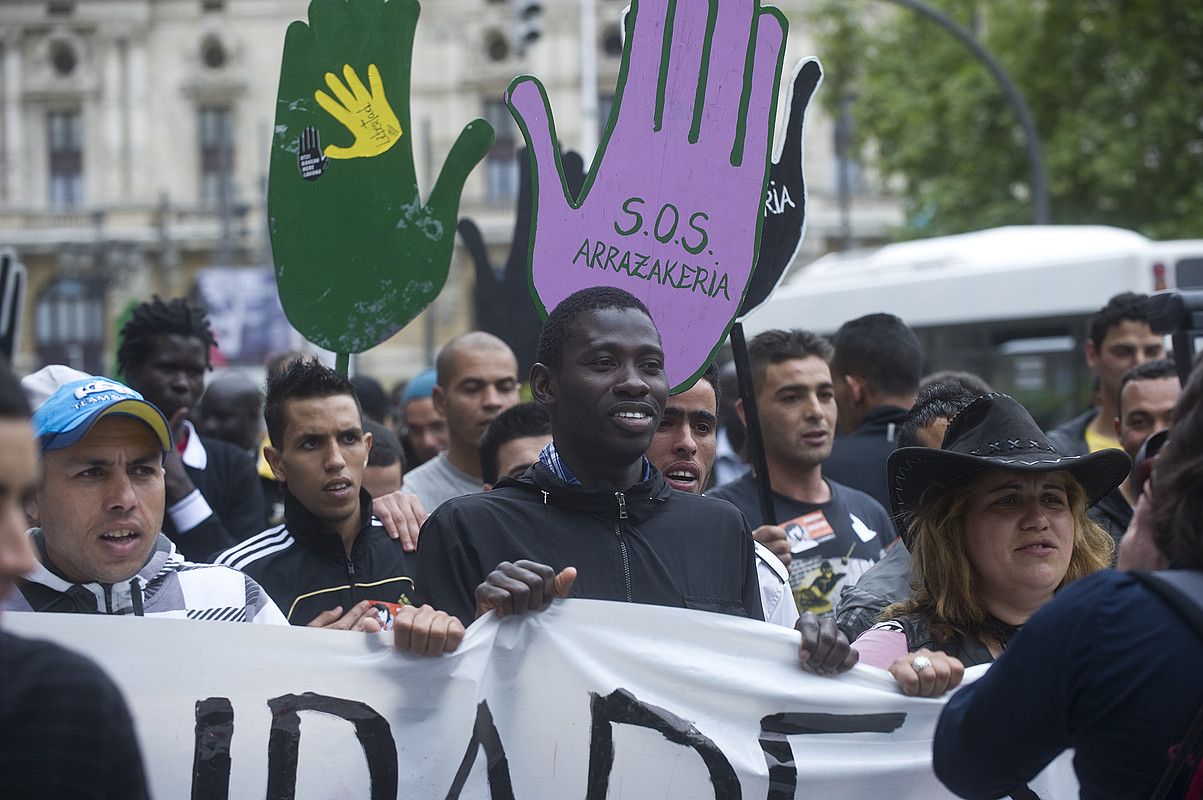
[883,469,1114,646]
[1153,357,1203,569]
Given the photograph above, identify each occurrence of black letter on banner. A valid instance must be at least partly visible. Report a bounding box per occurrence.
[444,700,515,800]
[758,712,907,800]
[192,697,233,800]
[1008,787,1044,800]
[587,688,740,800]
[266,692,397,800]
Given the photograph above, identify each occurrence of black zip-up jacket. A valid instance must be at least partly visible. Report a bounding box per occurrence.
[164,431,266,562]
[416,461,764,625]
[823,404,909,528]
[214,488,417,625]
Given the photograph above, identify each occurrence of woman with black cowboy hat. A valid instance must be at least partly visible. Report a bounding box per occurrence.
[934,359,1203,800]
[851,393,1129,697]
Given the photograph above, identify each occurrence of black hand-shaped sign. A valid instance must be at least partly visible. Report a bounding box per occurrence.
[0,247,26,364]
[298,126,330,182]
[738,59,823,318]
[459,147,587,376]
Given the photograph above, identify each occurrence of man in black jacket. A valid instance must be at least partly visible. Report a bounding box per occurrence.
[118,297,264,560]
[215,359,460,653]
[823,312,921,520]
[418,287,766,625]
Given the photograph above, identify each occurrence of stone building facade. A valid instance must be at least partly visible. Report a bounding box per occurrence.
[0,0,899,383]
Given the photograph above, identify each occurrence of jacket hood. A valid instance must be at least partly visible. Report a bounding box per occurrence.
[496,461,673,523]
[21,530,184,614]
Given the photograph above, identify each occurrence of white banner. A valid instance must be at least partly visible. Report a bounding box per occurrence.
[7,601,1076,799]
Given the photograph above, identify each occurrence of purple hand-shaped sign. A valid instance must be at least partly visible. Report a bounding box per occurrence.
[507,0,787,390]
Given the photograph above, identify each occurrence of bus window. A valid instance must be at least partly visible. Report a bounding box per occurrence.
[1176,257,1203,289]
[991,335,1079,429]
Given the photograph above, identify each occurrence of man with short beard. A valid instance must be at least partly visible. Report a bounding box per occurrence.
[645,364,799,628]
[710,329,893,619]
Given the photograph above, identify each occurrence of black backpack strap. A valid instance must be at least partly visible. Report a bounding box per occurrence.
[1130,570,1203,800]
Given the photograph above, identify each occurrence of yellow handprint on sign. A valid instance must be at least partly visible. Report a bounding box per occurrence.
[314,64,403,159]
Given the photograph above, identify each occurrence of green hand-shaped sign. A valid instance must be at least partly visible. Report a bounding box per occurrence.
[268,0,494,357]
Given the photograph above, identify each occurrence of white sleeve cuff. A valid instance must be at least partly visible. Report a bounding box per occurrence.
[167,489,214,533]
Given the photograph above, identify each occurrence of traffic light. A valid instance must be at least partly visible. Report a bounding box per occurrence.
[513,0,543,54]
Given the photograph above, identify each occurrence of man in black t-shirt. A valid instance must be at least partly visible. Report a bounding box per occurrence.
[710,329,894,616]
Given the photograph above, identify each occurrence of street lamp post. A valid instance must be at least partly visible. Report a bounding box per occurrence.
[579,0,599,166]
[876,0,1050,225]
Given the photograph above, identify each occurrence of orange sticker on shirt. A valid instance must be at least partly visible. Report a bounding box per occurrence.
[782,510,835,553]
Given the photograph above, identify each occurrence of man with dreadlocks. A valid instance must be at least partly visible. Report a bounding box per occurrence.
[117,297,265,560]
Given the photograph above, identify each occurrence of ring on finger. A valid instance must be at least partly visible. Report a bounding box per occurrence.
[911,655,933,673]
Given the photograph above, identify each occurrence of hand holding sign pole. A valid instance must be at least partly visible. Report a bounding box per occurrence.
[268,0,493,374]
[507,0,787,390]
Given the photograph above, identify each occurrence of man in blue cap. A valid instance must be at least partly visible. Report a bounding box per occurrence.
[3,375,286,622]
[398,367,447,470]
[0,362,151,798]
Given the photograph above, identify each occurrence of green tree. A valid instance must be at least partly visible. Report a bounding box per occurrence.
[811,0,1203,238]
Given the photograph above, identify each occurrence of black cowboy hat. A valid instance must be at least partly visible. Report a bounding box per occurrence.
[887,393,1131,541]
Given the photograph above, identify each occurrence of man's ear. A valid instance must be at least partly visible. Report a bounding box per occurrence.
[844,374,869,407]
[1113,415,1122,439]
[363,430,373,465]
[264,444,286,483]
[431,385,448,416]
[1085,339,1099,371]
[529,363,555,407]
[25,489,40,527]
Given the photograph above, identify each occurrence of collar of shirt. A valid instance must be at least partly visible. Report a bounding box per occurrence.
[179,420,208,469]
[538,442,651,486]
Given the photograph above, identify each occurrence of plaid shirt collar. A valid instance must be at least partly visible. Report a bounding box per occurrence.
[538,442,651,486]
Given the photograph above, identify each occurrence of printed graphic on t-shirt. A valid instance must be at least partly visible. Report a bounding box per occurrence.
[782,509,835,553]
[789,551,874,616]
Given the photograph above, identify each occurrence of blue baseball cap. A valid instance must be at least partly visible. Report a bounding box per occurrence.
[401,368,438,404]
[33,377,173,454]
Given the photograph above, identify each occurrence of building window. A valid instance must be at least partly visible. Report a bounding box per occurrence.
[602,24,623,57]
[199,105,233,206]
[598,93,614,140]
[484,28,510,62]
[200,36,227,69]
[48,110,83,209]
[35,277,106,374]
[50,40,77,76]
[483,99,518,201]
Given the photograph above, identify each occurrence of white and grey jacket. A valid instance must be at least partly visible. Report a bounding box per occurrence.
[3,530,287,624]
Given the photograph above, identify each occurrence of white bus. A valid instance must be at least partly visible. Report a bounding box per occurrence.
[742,225,1203,427]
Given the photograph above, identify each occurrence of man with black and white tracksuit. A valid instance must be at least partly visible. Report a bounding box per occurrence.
[4,375,285,624]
